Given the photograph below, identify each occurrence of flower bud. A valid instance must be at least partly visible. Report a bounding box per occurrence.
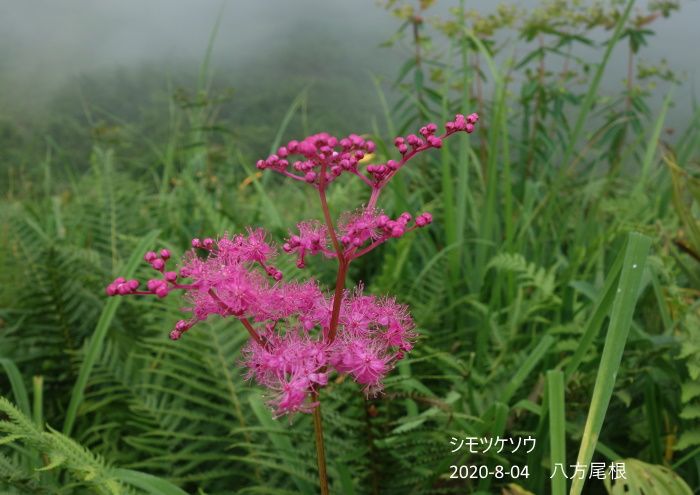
[427,136,442,148]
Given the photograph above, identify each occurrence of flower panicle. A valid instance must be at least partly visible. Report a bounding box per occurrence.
[105,115,480,416]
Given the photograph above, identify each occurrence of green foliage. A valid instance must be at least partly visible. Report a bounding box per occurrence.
[0,395,127,494]
[604,458,693,494]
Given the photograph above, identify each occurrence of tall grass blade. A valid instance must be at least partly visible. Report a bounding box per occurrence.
[561,0,634,167]
[502,335,554,405]
[636,87,674,190]
[569,232,651,495]
[564,238,627,380]
[63,230,160,436]
[269,88,308,156]
[0,358,31,418]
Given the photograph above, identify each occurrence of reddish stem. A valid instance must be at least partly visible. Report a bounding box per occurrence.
[312,393,330,495]
[317,159,349,345]
[349,225,420,261]
[310,159,346,494]
[326,259,348,343]
[239,318,267,349]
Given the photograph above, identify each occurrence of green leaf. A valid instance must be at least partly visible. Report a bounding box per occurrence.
[113,468,188,495]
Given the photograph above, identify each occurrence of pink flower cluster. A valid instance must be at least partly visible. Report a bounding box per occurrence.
[106,115,479,416]
[241,286,415,414]
[107,230,415,414]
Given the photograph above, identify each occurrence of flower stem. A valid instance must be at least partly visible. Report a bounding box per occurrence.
[317,159,348,344]
[207,288,267,348]
[312,394,330,495]
[327,259,347,343]
[318,162,344,262]
[239,318,266,349]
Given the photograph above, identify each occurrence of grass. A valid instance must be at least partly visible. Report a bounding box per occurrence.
[569,233,652,495]
[1,0,699,493]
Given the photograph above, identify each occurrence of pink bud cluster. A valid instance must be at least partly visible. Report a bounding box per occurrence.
[105,277,139,296]
[256,114,478,190]
[105,249,176,298]
[445,112,479,134]
[392,114,477,160]
[282,209,434,268]
[106,116,480,416]
[256,132,377,186]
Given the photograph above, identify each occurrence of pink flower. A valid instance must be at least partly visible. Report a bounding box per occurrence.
[241,329,328,415]
[283,221,332,268]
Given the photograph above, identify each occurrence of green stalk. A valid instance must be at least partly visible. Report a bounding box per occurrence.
[463,31,505,292]
[32,375,43,429]
[548,370,567,495]
[454,0,471,285]
[634,86,674,193]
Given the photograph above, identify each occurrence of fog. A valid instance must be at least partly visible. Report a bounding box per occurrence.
[0,1,396,83]
[1,0,698,129]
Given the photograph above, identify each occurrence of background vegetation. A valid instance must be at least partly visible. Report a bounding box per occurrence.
[1,0,699,493]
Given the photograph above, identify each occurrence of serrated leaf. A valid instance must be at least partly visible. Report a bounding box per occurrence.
[681,382,700,403]
[674,430,700,451]
[679,404,700,420]
[0,433,25,446]
[36,454,66,471]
